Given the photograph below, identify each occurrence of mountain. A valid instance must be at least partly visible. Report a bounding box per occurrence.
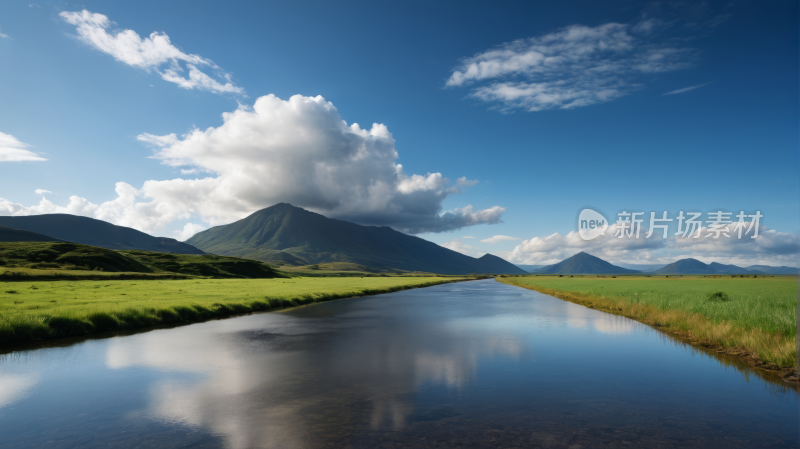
[746,265,799,275]
[515,264,547,273]
[653,258,717,274]
[708,262,754,274]
[0,214,204,254]
[535,252,640,274]
[0,226,64,243]
[651,259,797,275]
[614,263,667,272]
[186,203,526,275]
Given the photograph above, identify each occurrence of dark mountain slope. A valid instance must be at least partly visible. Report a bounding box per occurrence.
[708,262,754,274]
[0,214,203,254]
[0,226,63,243]
[187,203,526,275]
[536,252,640,274]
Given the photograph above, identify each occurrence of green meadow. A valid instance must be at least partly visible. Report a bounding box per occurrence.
[0,276,467,345]
[498,275,797,368]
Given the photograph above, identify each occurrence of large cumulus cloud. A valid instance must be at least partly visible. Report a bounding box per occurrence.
[0,95,504,236]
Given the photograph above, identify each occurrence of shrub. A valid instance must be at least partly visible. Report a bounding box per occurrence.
[707,291,730,302]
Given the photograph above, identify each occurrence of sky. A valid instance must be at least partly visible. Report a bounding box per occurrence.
[0,0,797,267]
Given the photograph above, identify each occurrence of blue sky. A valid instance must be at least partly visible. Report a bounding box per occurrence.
[0,0,797,266]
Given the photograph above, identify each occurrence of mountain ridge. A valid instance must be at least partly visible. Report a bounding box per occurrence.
[535,252,640,274]
[187,203,526,275]
[0,214,204,254]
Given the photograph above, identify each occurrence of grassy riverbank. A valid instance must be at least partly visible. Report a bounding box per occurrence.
[497,275,797,368]
[0,276,469,345]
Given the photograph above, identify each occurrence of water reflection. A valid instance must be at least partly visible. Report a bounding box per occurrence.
[0,279,797,448]
[0,373,39,408]
[103,302,530,448]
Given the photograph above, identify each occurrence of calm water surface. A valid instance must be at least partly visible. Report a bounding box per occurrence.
[0,279,797,448]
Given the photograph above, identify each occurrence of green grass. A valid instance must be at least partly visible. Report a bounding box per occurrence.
[0,276,469,344]
[498,275,797,368]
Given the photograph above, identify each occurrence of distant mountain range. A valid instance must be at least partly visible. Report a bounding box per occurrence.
[525,253,797,275]
[533,252,640,274]
[0,210,794,276]
[0,214,203,254]
[614,263,667,272]
[186,203,527,275]
[515,264,547,273]
[652,258,797,275]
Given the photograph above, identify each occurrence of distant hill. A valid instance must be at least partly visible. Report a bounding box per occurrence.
[0,241,283,278]
[0,226,64,243]
[652,259,795,275]
[746,265,798,275]
[0,214,203,254]
[515,264,547,273]
[536,252,640,274]
[653,258,717,275]
[614,263,667,272]
[186,203,526,275]
[708,262,753,274]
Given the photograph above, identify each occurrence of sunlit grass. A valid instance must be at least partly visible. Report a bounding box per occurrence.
[497,275,797,368]
[0,276,468,344]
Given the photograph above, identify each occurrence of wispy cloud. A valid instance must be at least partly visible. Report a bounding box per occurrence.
[0,27,9,39]
[447,22,695,112]
[481,235,520,244]
[0,132,46,162]
[662,82,713,96]
[34,189,52,195]
[456,177,479,187]
[59,10,244,96]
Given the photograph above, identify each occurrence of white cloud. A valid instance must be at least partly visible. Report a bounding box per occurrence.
[0,132,46,162]
[508,223,664,265]
[508,223,800,267]
[663,82,713,96]
[34,189,52,195]
[463,236,475,239]
[0,27,9,39]
[176,223,206,241]
[0,95,502,235]
[441,238,485,258]
[455,177,479,187]
[59,10,243,95]
[480,235,520,244]
[447,22,694,112]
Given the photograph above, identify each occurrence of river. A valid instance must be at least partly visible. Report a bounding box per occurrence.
[0,279,796,448]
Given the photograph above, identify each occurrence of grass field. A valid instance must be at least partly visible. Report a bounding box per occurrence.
[498,275,797,368]
[0,276,469,345]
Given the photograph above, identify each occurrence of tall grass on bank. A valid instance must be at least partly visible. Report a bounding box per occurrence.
[0,276,470,345]
[497,276,796,368]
